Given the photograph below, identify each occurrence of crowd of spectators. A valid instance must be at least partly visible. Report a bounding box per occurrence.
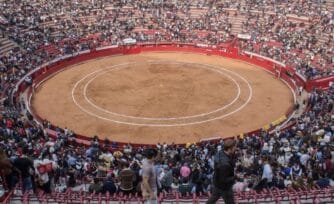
[0,0,333,82]
[0,0,333,198]
[0,84,333,196]
[238,1,334,79]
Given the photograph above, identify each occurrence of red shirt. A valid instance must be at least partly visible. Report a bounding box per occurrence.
[6,119,13,128]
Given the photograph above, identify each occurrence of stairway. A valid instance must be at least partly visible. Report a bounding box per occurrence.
[0,37,18,57]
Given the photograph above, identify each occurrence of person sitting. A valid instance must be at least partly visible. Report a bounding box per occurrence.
[178,177,193,196]
[101,175,117,194]
[171,178,179,192]
[88,177,102,193]
[315,174,330,188]
[118,162,136,194]
[160,166,173,192]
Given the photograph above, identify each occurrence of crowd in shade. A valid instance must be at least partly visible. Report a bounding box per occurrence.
[0,0,333,197]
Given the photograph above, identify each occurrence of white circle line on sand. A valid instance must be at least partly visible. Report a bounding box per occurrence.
[82,61,241,120]
[71,61,253,127]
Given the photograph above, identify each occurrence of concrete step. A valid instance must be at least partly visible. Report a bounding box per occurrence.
[0,45,16,56]
[0,37,18,57]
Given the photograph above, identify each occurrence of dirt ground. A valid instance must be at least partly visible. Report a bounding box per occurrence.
[31,52,294,144]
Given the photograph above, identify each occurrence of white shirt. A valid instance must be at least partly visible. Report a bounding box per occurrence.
[300,154,310,167]
[284,179,292,187]
[262,163,273,182]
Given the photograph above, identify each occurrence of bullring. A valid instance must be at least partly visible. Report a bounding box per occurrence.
[0,0,333,203]
[29,49,294,144]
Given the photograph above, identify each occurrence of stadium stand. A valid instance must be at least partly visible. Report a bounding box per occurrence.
[0,0,333,203]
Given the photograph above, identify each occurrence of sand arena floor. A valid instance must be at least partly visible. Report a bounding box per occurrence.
[31,52,294,144]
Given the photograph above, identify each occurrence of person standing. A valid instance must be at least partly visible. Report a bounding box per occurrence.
[141,148,158,204]
[207,139,237,204]
[261,156,273,188]
[13,149,35,193]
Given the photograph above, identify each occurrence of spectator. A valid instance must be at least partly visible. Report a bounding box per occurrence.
[141,148,158,203]
[0,148,19,190]
[191,167,205,195]
[159,166,173,192]
[207,139,237,204]
[180,163,191,179]
[88,177,102,193]
[118,162,136,194]
[13,149,34,193]
[101,175,117,194]
[261,157,273,188]
[178,177,193,196]
[171,178,180,192]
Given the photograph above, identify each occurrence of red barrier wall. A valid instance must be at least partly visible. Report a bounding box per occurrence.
[17,43,306,147]
[306,75,334,90]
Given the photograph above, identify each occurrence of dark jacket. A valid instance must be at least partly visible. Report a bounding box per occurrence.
[213,150,235,190]
[101,180,117,194]
[13,157,34,178]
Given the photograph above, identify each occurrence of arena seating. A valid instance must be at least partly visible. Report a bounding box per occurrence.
[1,0,333,79]
[2,184,334,203]
[0,0,333,203]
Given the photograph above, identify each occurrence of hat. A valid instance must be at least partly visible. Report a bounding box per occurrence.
[113,151,123,158]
